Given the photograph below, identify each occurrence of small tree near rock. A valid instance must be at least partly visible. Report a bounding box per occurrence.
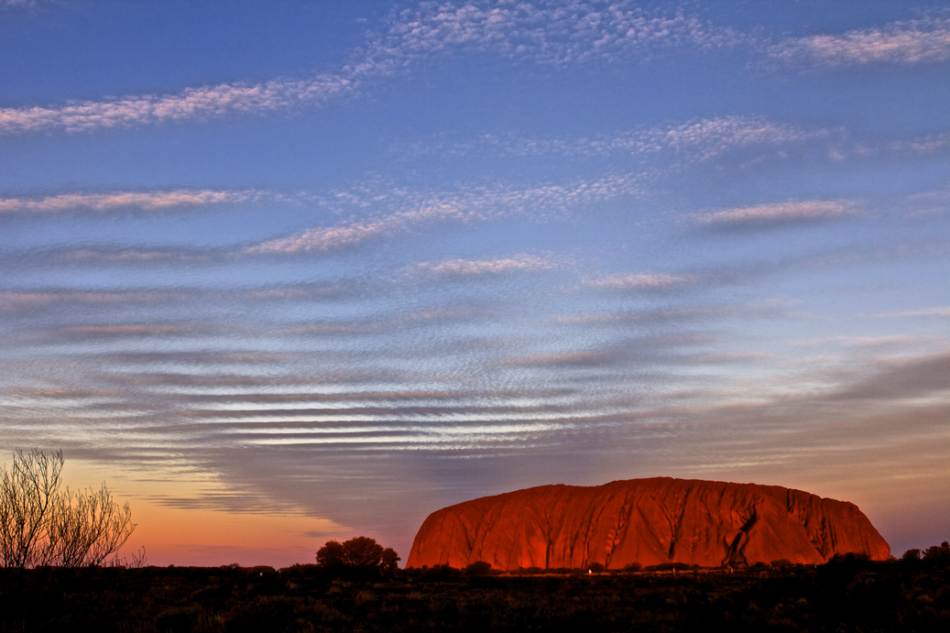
[316,536,400,574]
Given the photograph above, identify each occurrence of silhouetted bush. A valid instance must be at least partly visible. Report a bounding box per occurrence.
[623,562,642,572]
[464,560,494,575]
[827,552,871,565]
[420,563,462,581]
[902,548,922,562]
[3,544,950,632]
[0,552,949,632]
[279,563,320,576]
[923,542,950,562]
[316,536,400,577]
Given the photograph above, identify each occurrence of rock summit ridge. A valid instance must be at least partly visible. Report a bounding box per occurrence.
[407,477,890,570]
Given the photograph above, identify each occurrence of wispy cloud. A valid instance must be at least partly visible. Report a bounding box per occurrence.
[583,272,693,291]
[502,349,625,368]
[245,214,410,254]
[874,307,950,319]
[402,115,832,162]
[884,132,950,156]
[771,17,950,66]
[554,307,731,326]
[242,284,355,301]
[379,1,742,67]
[652,116,834,160]
[692,200,856,229]
[843,131,950,161]
[0,74,353,135]
[98,350,290,367]
[34,323,208,343]
[0,2,735,137]
[825,351,950,402]
[0,189,263,214]
[0,285,352,315]
[414,254,555,277]
[246,173,641,254]
[0,290,168,312]
[276,306,488,337]
[61,248,213,264]
[502,333,710,369]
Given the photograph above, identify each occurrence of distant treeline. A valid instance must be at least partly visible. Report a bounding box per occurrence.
[0,543,948,632]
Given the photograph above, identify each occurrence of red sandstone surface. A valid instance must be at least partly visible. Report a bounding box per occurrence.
[407,478,890,570]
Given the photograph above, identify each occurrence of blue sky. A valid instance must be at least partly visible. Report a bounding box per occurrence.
[2,0,950,566]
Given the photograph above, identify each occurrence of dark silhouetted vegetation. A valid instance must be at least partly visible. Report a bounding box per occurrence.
[316,536,400,577]
[0,449,135,569]
[1,542,949,631]
[463,560,494,576]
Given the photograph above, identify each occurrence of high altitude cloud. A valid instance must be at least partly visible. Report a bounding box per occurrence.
[584,273,692,291]
[247,173,642,254]
[885,132,950,156]
[39,323,205,342]
[9,5,946,139]
[875,307,950,319]
[378,0,741,66]
[0,290,168,312]
[414,254,555,277]
[0,75,352,135]
[653,116,833,160]
[823,351,950,403]
[0,1,735,136]
[408,115,833,161]
[693,200,855,229]
[62,248,211,264]
[771,17,950,65]
[0,189,262,214]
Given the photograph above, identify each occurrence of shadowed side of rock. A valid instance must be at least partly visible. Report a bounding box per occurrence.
[406,478,891,570]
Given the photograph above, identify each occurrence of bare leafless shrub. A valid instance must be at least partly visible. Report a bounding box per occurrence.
[108,546,148,569]
[0,449,135,568]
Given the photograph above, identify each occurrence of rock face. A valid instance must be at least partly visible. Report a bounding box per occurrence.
[407,478,890,570]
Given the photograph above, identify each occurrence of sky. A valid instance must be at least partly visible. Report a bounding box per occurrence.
[1,0,949,567]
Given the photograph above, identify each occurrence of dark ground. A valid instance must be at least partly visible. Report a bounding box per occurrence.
[1,555,948,632]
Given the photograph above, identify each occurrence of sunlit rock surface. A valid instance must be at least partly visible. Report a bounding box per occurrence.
[407,478,890,570]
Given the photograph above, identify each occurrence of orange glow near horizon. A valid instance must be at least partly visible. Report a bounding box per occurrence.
[63,459,349,568]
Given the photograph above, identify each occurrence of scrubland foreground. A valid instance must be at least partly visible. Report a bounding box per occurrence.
[1,551,949,632]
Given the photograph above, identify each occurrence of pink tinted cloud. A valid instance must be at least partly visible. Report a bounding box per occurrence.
[771,18,950,65]
[414,254,555,277]
[0,189,261,214]
[584,273,692,291]
[383,1,743,66]
[246,174,642,254]
[0,74,352,135]
[402,115,831,162]
[0,2,737,137]
[693,200,855,228]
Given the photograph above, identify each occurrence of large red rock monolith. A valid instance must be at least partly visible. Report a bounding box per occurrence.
[407,478,890,570]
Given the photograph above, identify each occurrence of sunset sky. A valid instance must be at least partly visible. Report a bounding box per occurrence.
[2,0,949,567]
